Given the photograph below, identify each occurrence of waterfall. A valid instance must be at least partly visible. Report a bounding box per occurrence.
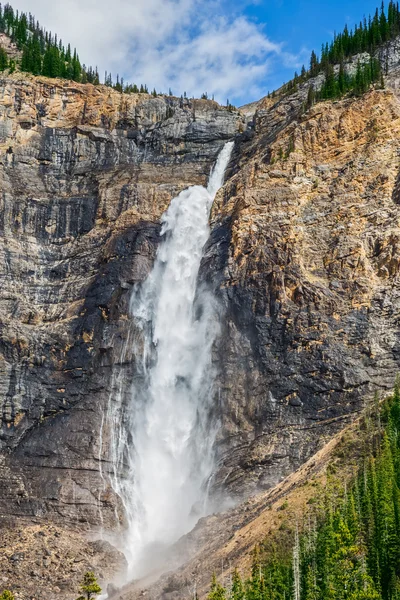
[106,141,234,577]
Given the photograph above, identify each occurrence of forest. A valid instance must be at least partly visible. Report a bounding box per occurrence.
[278,0,400,102]
[0,2,153,93]
[208,387,400,600]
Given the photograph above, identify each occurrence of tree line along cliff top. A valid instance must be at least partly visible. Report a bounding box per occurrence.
[0,1,400,104]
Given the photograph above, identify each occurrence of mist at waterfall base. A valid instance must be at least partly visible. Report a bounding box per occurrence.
[106,142,234,579]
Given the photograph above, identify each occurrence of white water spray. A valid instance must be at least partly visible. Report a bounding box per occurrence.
[106,141,234,577]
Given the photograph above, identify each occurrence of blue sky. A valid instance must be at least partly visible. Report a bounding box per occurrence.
[242,0,383,94]
[244,0,380,90]
[17,0,384,105]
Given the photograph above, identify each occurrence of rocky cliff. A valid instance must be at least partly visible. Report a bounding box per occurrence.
[207,86,400,499]
[1,54,400,598]
[0,73,241,532]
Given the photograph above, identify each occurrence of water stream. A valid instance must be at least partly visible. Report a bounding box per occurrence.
[105,141,234,577]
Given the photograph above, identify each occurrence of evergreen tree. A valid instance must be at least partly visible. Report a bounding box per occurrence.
[0,46,8,70]
[231,569,245,600]
[76,572,101,600]
[71,48,81,82]
[306,85,316,109]
[14,12,27,45]
[42,44,60,78]
[338,60,346,94]
[304,565,319,600]
[207,574,226,600]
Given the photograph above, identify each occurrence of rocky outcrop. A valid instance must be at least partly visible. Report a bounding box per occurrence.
[206,87,400,498]
[0,519,126,600]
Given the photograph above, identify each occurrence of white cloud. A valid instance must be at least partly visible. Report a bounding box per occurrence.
[128,16,283,103]
[14,0,293,104]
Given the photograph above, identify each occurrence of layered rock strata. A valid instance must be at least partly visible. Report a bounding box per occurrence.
[0,74,241,527]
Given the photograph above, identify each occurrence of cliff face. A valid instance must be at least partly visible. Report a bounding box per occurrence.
[206,87,400,498]
[0,74,241,527]
[2,62,400,596]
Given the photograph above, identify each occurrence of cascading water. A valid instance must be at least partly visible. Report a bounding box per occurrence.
[106,141,234,577]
